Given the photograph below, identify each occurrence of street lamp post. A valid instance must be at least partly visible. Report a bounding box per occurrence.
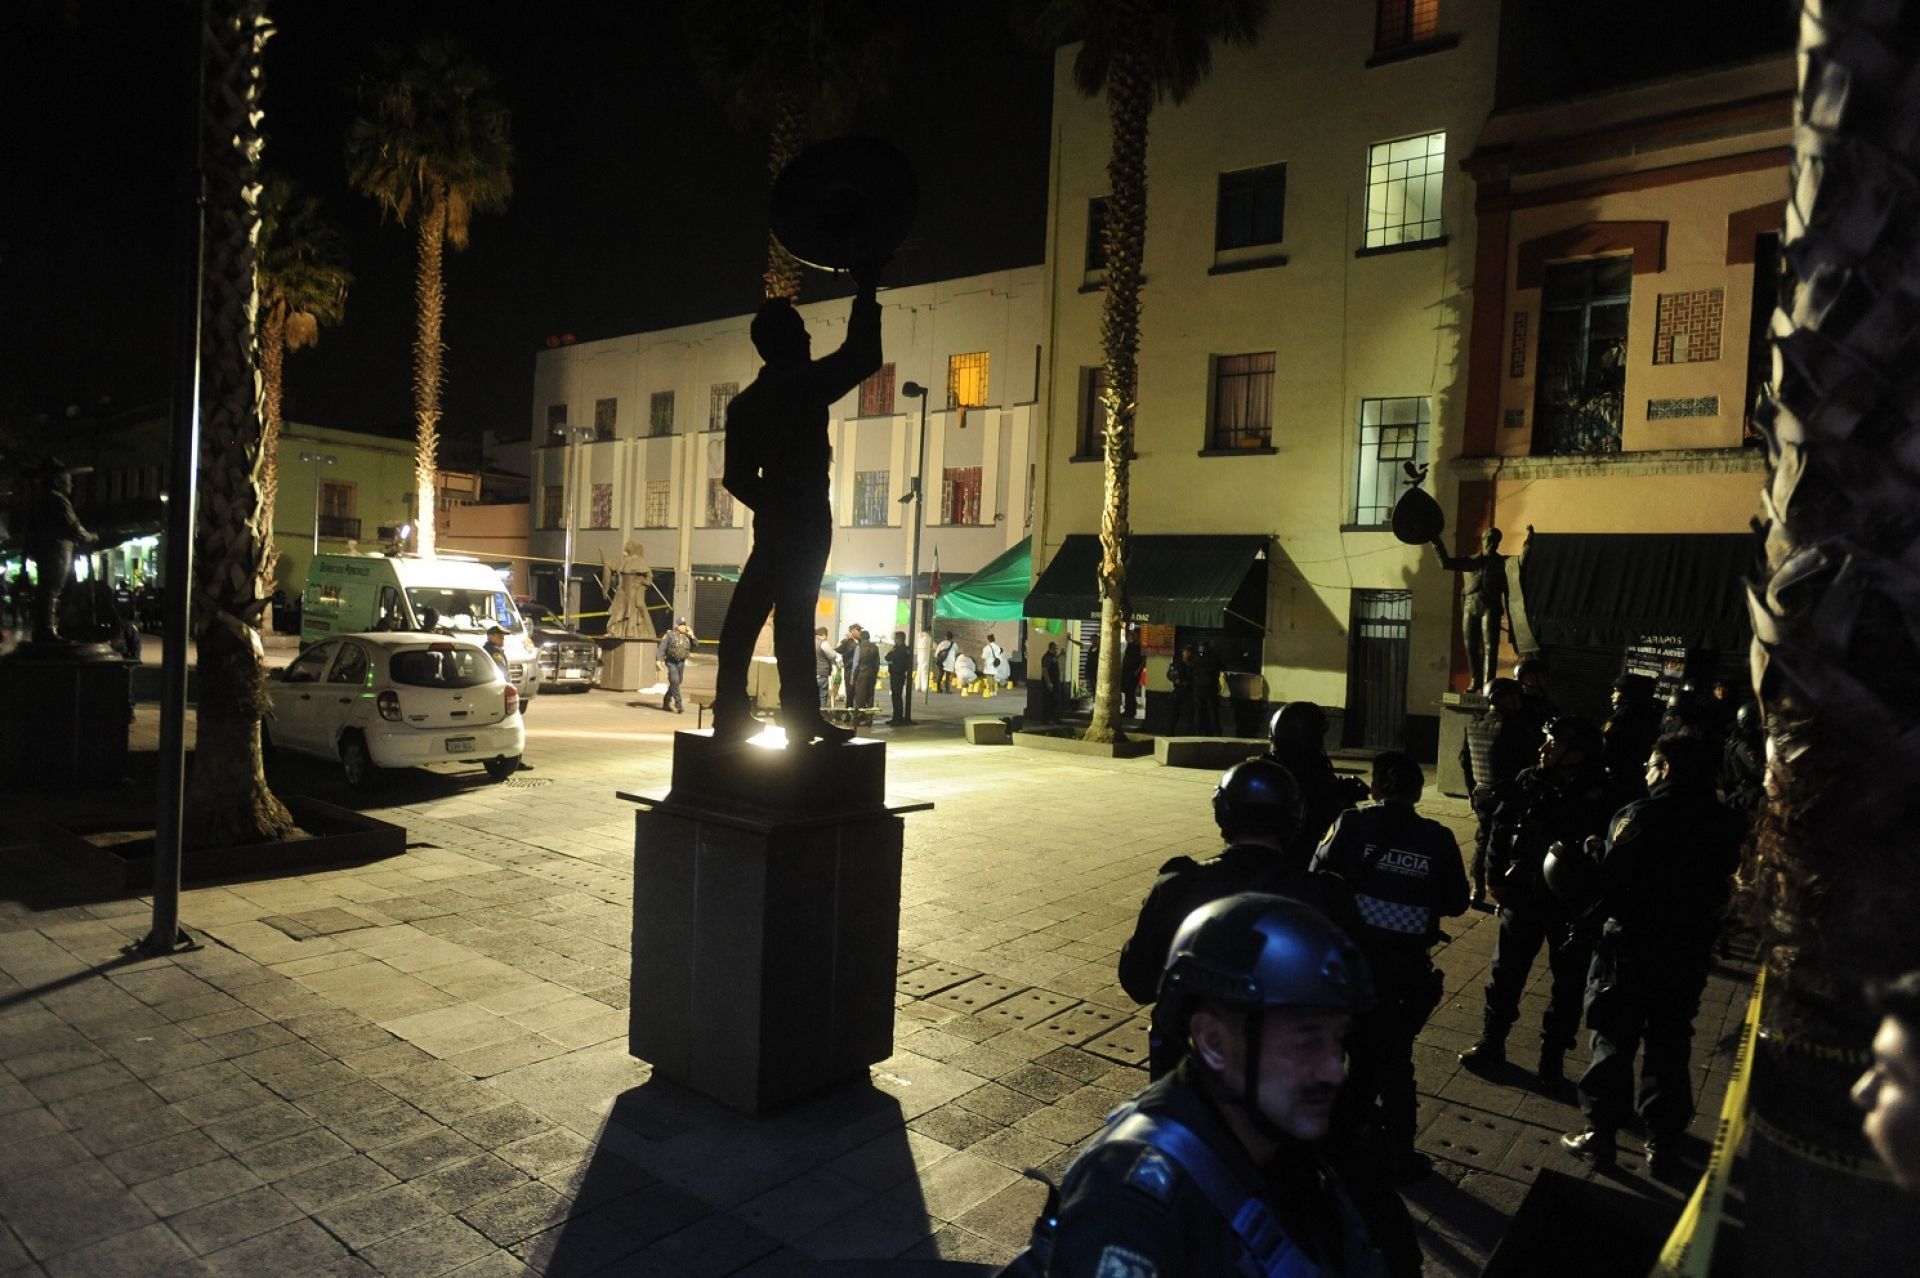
[300,451,336,556]
[901,382,931,717]
[558,425,593,620]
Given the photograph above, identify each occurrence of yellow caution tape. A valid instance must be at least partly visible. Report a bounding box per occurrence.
[1649,967,1764,1278]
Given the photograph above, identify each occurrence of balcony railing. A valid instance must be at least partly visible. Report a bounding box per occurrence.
[317,514,361,539]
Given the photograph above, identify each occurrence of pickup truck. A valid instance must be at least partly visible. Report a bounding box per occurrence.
[518,602,602,692]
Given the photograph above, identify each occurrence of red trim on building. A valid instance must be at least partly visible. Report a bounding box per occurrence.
[1726,200,1788,263]
[1515,221,1667,289]
[1463,200,1513,458]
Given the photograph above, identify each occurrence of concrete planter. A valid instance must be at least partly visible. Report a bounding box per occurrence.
[23,797,406,902]
[1012,727,1155,759]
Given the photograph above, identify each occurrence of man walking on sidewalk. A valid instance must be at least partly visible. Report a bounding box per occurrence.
[657,618,693,714]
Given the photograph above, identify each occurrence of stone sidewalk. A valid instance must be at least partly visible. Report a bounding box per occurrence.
[0,705,1757,1276]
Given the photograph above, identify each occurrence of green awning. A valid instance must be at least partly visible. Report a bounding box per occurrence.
[933,537,1031,622]
[1025,533,1270,628]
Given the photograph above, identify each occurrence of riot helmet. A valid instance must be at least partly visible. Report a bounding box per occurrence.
[1267,701,1328,755]
[1541,715,1602,767]
[1162,892,1374,1018]
[1211,758,1303,845]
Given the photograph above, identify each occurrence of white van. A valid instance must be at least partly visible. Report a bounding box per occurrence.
[300,553,540,711]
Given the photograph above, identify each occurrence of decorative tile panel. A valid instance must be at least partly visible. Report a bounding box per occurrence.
[1502,408,1527,429]
[1509,312,1529,378]
[1653,288,1724,364]
[1646,395,1720,420]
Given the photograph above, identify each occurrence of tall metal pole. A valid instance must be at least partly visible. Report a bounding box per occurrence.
[559,429,577,619]
[138,0,208,957]
[902,383,931,715]
[300,451,335,557]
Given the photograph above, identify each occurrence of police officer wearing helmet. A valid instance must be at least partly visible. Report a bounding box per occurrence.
[1020,893,1387,1278]
[1602,673,1664,803]
[1311,751,1470,1181]
[1556,733,1746,1173]
[1460,677,1537,908]
[1118,760,1358,1051]
[1462,715,1613,1084]
[1262,702,1371,865]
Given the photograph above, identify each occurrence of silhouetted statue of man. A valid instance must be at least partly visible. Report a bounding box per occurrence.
[25,464,95,644]
[1433,526,1513,694]
[711,261,885,744]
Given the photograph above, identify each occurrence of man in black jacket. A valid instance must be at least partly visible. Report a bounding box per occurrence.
[1313,751,1470,1180]
[1033,894,1386,1278]
[885,630,913,725]
[1264,702,1371,867]
[1462,715,1613,1085]
[1460,678,1537,908]
[1560,733,1746,1173]
[1601,673,1665,803]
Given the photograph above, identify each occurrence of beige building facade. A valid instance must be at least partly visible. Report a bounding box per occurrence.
[1033,1,1501,748]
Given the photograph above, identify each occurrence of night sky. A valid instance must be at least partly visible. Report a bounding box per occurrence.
[1,1,1055,458]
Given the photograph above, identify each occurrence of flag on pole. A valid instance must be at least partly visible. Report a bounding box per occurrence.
[930,545,941,600]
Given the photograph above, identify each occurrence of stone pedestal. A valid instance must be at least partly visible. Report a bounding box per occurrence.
[599,640,652,692]
[620,730,928,1114]
[0,647,128,788]
[1437,691,1484,798]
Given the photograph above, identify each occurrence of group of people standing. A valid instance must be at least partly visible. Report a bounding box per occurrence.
[930,629,1010,697]
[1456,660,1758,1174]
[813,624,917,726]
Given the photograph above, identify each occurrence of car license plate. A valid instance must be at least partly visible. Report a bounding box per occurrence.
[445,737,475,754]
[562,668,584,679]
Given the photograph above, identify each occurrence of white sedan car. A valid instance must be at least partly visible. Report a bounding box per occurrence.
[266,633,525,787]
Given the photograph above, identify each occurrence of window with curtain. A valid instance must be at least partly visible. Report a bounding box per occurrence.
[1375,0,1439,50]
[590,483,613,529]
[1210,352,1276,450]
[541,486,563,529]
[947,352,990,409]
[708,382,737,431]
[650,391,676,437]
[593,398,618,441]
[643,481,671,528]
[942,467,983,525]
[853,471,891,526]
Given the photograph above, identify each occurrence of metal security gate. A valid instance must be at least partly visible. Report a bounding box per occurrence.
[1346,589,1411,748]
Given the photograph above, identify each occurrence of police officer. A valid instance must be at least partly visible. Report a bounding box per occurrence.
[1556,733,1746,1174]
[1262,702,1370,866]
[1513,655,1558,729]
[1312,751,1470,1181]
[1602,673,1664,802]
[1718,699,1766,814]
[1460,677,1537,909]
[1118,760,1355,1032]
[1462,715,1613,1084]
[1025,893,1387,1278]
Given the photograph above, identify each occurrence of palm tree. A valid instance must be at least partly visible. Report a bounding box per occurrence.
[687,0,904,301]
[183,0,294,846]
[1741,1,1920,1269]
[256,173,350,572]
[346,39,512,557]
[1023,0,1269,742]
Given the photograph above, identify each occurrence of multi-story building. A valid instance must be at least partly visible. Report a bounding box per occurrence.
[527,267,1044,645]
[271,422,417,598]
[1031,1,1501,749]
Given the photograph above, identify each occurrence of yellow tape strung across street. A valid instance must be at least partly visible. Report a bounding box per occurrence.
[1649,967,1765,1278]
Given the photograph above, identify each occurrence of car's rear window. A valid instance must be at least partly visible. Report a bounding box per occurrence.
[388,647,499,689]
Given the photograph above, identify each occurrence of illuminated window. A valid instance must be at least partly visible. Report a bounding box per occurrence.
[1085,198,1110,273]
[709,382,737,431]
[541,485,564,529]
[644,481,672,528]
[593,397,617,441]
[1363,131,1446,249]
[1352,397,1431,525]
[706,480,734,526]
[853,471,891,526]
[1375,0,1439,50]
[942,467,982,526]
[1211,352,1275,450]
[947,352,989,410]
[859,364,895,417]
[590,483,613,529]
[650,391,676,437]
[1216,165,1286,251]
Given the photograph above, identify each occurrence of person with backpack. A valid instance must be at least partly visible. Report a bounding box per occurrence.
[933,630,956,693]
[656,618,694,714]
[978,634,1008,696]
[1004,893,1387,1278]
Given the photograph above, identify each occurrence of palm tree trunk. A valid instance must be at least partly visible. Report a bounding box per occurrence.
[1742,1,1920,1268]
[764,85,807,302]
[412,193,446,556]
[258,299,285,583]
[183,0,294,848]
[1085,0,1151,744]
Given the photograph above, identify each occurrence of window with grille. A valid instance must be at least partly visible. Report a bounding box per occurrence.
[320,481,355,519]
[1533,256,1631,455]
[853,471,891,526]
[859,364,895,417]
[1216,165,1286,251]
[1077,366,1109,458]
[1363,131,1446,249]
[650,391,676,437]
[1375,0,1439,50]
[1352,397,1431,526]
[709,382,737,431]
[541,485,564,529]
[1085,198,1110,273]
[947,352,990,410]
[546,404,568,444]
[593,398,617,441]
[942,467,983,526]
[706,479,734,526]
[643,481,672,528]
[590,483,614,529]
[1211,352,1276,450]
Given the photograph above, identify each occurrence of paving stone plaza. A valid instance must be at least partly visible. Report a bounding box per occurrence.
[0,685,1759,1275]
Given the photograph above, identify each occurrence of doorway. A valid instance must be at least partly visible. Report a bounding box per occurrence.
[1346,589,1411,748]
